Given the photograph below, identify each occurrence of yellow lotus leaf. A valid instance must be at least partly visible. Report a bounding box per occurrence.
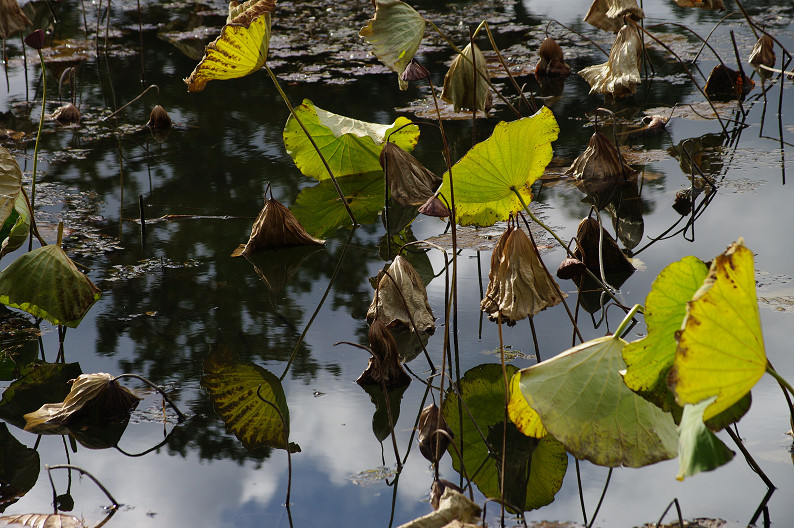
[507,371,546,438]
[184,0,275,92]
[669,239,766,421]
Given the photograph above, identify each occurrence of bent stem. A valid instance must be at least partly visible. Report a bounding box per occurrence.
[265,65,357,226]
[112,373,187,422]
[46,464,119,508]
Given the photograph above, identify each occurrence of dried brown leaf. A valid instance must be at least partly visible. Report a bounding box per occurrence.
[231,196,324,257]
[748,34,775,69]
[147,105,172,129]
[573,217,635,273]
[0,0,31,39]
[397,488,480,528]
[704,64,754,100]
[584,0,644,33]
[50,104,80,125]
[367,255,435,331]
[535,37,570,77]
[0,514,84,528]
[380,142,441,207]
[356,319,411,388]
[417,404,452,463]
[579,25,643,97]
[441,43,492,113]
[675,0,725,9]
[565,131,635,191]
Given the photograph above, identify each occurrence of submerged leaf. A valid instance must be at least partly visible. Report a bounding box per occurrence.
[669,239,766,421]
[677,397,734,480]
[184,0,275,92]
[0,244,101,328]
[579,24,643,97]
[283,99,419,181]
[441,43,491,113]
[0,146,22,228]
[584,0,644,33]
[481,226,565,325]
[436,107,559,226]
[359,0,426,90]
[231,195,324,257]
[516,335,679,467]
[367,255,435,331]
[380,142,441,207]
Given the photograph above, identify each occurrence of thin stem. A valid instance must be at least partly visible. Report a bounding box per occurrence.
[255,387,292,508]
[29,49,47,251]
[586,467,613,528]
[613,304,642,338]
[575,458,588,525]
[725,426,775,489]
[103,84,159,121]
[112,373,186,422]
[265,65,356,226]
[46,465,118,508]
[483,21,533,113]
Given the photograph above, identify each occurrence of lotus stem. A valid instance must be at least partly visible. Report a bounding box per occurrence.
[112,373,187,422]
[46,464,118,508]
[255,387,293,507]
[264,65,357,227]
[29,49,47,251]
[613,304,643,338]
[103,84,159,121]
[482,21,534,113]
[586,467,613,528]
[725,426,775,489]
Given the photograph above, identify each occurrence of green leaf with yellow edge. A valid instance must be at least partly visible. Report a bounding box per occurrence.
[0,245,101,328]
[442,364,567,513]
[436,107,559,227]
[359,0,426,90]
[622,256,708,412]
[283,99,419,181]
[291,171,384,237]
[669,238,766,421]
[516,335,679,467]
[0,146,22,227]
[0,194,30,259]
[202,345,299,452]
[507,370,546,438]
[677,396,735,481]
[184,0,275,92]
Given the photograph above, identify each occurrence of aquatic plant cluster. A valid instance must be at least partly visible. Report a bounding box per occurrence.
[0,0,793,526]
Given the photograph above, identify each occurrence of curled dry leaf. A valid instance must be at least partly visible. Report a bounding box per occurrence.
[23,373,141,432]
[418,195,450,218]
[565,131,635,192]
[640,114,668,132]
[417,404,453,463]
[380,141,441,207]
[0,0,31,39]
[481,226,565,325]
[231,196,324,257]
[579,24,643,97]
[50,103,80,125]
[441,43,492,113]
[430,479,463,510]
[0,513,85,528]
[584,0,644,33]
[535,37,570,77]
[147,105,172,129]
[397,488,481,528]
[367,255,435,331]
[704,64,754,100]
[675,0,724,9]
[556,257,587,280]
[356,319,411,389]
[573,217,635,273]
[748,34,775,69]
[401,59,430,83]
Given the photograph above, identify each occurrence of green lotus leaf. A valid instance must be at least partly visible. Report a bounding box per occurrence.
[283,99,419,181]
[202,345,298,452]
[676,396,735,481]
[436,107,559,226]
[0,361,83,429]
[0,147,22,228]
[441,43,491,113]
[442,364,567,512]
[516,335,679,467]
[291,171,385,237]
[0,194,31,259]
[359,0,426,90]
[669,239,767,421]
[0,244,101,328]
[622,256,708,412]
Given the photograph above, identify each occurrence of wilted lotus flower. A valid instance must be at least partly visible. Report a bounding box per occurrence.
[584,0,644,33]
[367,255,435,332]
[481,225,566,325]
[565,130,635,191]
[418,195,450,218]
[147,104,172,129]
[0,0,31,39]
[380,141,441,207]
[579,24,643,97]
[557,256,587,280]
[749,34,775,70]
[441,43,492,113]
[535,37,570,77]
[356,319,411,389]
[231,195,324,257]
[573,217,635,273]
[417,404,453,463]
[400,59,430,83]
[51,103,80,125]
[23,28,44,49]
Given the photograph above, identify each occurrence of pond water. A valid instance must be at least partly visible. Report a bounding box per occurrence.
[1,0,793,526]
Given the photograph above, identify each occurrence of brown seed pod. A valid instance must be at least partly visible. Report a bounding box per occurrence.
[147,104,172,129]
[535,37,570,77]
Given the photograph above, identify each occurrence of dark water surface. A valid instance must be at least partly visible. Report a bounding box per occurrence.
[1,0,793,526]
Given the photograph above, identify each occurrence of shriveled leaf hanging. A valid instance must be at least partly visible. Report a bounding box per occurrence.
[535,37,570,77]
[231,195,324,257]
[579,24,643,97]
[359,0,426,91]
[584,0,644,33]
[0,146,22,227]
[565,131,635,193]
[284,99,419,181]
[0,0,31,39]
[481,226,565,325]
[0,514,85,528]
[676,397,734,481]
[749,34,775,70]
[0,243,101,328]
[367,255,435,332]
[514,335,679,467]
[23,373,141,433]
[184,0,275,92]
[397,489,480,528]
[380,142,441,206]
[669,239,766,421]
[573,216,635,273]
[356,319,411,389]
[441,43,491,113]
[436,106,559,226]
[622,256,708,412]
[704,64,754,100]
[417,404,452,463]
[0,194,30,259]
[202,345,298,452]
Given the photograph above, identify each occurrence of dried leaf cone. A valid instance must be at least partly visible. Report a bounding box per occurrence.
[565,131,635,190]
[356,319,411,388]
[0,0,32,39]
[417,404,453,463]
[441,43,492,113]
[535,37,570,77]
[748,34,775,69]
[584,0,645,33]
[380,141,442,206]
[231,196,324,257]
[51,103,81,125]
[481,226,566,325]
[367,255,435,332]
[147,104,172,129]
[579,25,643,97]
[573,217,635,273]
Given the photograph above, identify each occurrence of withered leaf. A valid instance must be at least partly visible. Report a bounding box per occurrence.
[584,0,644,33]
[417,404,452,463]
[430,479,463,511]
[50,104,80,125]
[380,142,441,207]
[0,0,31,39]
[557,257,587,280]
[565,131,635,192]
[535,37,570,77]
[675,0,724,9]
[397,488,480,528]
[441,43,492,113]
[356,319,411,389]
[573,217,635,273]
[748,34,775,69]
[481,226,566,325]
[704,64,754,100]
[23,373,141,433]
[579,24,643,97]
[231,195,324,257]
[367,255,435,332]
[147,105,172,129]
[418,195,450,218]
[0,513,85,528]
